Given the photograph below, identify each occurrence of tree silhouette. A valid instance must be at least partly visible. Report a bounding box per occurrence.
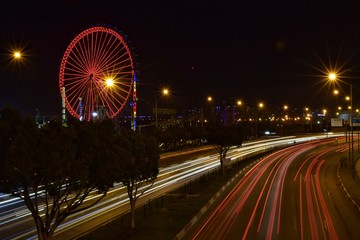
[117,129,160,231]
[206,124,243,173]
[0,107,123,239]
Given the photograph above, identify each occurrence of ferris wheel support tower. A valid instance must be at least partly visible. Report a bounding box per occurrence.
[61,87,67,126]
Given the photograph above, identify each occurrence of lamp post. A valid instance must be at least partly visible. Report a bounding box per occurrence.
[234,100,242,124]
[200,96,213,127]
[13,51,22,59]
[155,88,169,128]
[329,73,355,177]
[255,102,264,139]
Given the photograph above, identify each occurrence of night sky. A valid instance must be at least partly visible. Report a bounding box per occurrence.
[2,0,360,117]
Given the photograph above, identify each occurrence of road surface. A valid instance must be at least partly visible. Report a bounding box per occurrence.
[185,137,360,239]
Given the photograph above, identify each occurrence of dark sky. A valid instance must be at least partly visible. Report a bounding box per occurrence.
[2,0,360,116]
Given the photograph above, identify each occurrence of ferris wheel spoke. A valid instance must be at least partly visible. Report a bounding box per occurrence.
[97,63,132,79]
[92,31,109,73]
[110,93,126,108]
[115,76,133,88]
[71,41,91,73]
[63,69,88,81]
[100,59,133,77]
[100,56,132,76]
[99,93,120,117]
[90,31,103,72]
[91,31,114,73]
[96,45,128,73]
[104,100,118,117]
[90,31,96,71]
[66,53,88,74]
[86,33,96,72]
[63,71,87,81]
[66,82,89,110]
[84,82,98,119]
[93,31,117,71]
[67,76,92,101]
[110,58,133,75]
[87,32,99,72]
[92,31,120,77]
[97,93,113,114]
[65,83,87,100]
[95,39,125,73]
[64,75,89,91]
[112,85,131,103]
[77,34,93,73]
[82,96,92,121]
[69,79,90,104]
[99,83,126,111]
[93,31,130,76]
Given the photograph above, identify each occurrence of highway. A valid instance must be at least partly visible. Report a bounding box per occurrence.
[186,136,360,240]
[0,134,338,239]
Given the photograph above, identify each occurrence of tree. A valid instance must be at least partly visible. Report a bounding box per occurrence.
[187,125,206,145]
[117,129,160,231]
[0,108,123,239]
[0,106,23,177]
[206,124,243,173]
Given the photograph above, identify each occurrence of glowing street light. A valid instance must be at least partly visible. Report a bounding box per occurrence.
[202,96,217,125]
[163,88,169,95]
[328,72,355,177]
[329,72,337,81]
[255,102,264,139]
[13,51,22,59]
[155,88,170,128]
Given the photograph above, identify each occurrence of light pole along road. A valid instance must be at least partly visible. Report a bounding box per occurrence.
[329,72,355,178]
[185,137,360,240]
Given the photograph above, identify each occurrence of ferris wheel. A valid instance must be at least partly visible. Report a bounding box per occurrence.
[59,26,134,121]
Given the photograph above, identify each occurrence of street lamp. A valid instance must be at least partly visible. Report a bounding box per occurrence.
[13,51,22,59]
[255,102,264,139]
[329,72,355,177]
[235,100,243,123]
[155,88,169,128]
[204,96,215,124]
[200,96,214,127]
